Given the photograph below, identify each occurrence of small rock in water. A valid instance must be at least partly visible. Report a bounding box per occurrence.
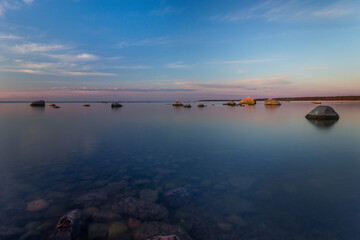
[133,222,191,240]
[140,189,158,203]
[74,192,108,208]
[217,222,232,231]
[128,218,141,230]
[239,96,256,105]
[228,176,256,190]
[305,106,339,120]
[264,98,281,105]
[88,223,108,240]
[226,214,248,227]
[49,209,82,240]
[147,235,181,240]
[164,187,193,208]
[29,100,45,107]
[108,222,128,239]
[0,225,23,239]
[27,199,49,211]
[114,197,168,221]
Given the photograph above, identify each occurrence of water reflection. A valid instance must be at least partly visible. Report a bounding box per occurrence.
[307,119,338,129]
[0,102,360,240]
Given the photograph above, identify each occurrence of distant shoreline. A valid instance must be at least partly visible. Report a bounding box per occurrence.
[200,96,360,102]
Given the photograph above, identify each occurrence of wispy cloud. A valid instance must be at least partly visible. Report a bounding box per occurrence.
[206,58,276,64]
[151,6,183,16]
[70,87,196,92]
[2,68,116,76]
[117,37,173,48]
[61,71,115,76]
[166,61,192,69]
[0,0,35,16]
[114,65,151,69]
[210,0,360,22]
[175,75,291,90]
[9,43,65,53]
[45,53,98,61]
[0,33,21,40]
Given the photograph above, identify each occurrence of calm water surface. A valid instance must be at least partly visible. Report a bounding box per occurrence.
[0,102,360,240]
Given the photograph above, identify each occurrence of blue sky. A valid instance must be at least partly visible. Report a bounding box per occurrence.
[0,0,360,100]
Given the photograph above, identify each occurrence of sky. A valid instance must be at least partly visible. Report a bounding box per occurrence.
[0,0,360,101]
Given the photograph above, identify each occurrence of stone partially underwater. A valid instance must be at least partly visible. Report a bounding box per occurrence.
[264,98,281,105]
[239,97,256,105]
[29,100,45,107]
[49,209,83,240]
[305,106,339,120]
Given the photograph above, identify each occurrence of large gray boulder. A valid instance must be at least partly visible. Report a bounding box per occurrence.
[305,106,339,120]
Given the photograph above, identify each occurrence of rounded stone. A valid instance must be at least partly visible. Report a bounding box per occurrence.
[27,199,49,212]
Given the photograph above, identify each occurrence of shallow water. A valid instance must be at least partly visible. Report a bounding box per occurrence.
[0,102,360,240]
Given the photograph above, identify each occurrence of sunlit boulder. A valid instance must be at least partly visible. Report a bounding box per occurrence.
[197,104,205,107]
[172,100,183,106]
[239,97,256,105]
[264,98,281,105]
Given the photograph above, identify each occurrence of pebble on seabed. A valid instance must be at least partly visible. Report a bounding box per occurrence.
[27,199,49,212]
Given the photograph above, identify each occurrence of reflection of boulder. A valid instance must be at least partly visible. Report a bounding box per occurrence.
[305,106,339,120]
[307,119,338,129]
[30,100,45,107]
[264,98,281,105]
[239,97,256,105]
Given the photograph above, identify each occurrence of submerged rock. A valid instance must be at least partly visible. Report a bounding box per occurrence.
[0,225,23,239]
[197,104,205,107]
[114,197,168,221]
[264,98,281,105]
[108,222,128,239]
[239,96,256,105]
[183,104,191,108]
[49,209,82,240]
[29,100,45,107]
[305,106,339,120]
[133,222,191,240]
[147,235,181,240]
[83,104,90,107]
[164,187,193,208]
[128,218,141,230]
[140,189,158,203]
[74,192,108,208]
[27,199,49,212]
[88,223,108,240]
